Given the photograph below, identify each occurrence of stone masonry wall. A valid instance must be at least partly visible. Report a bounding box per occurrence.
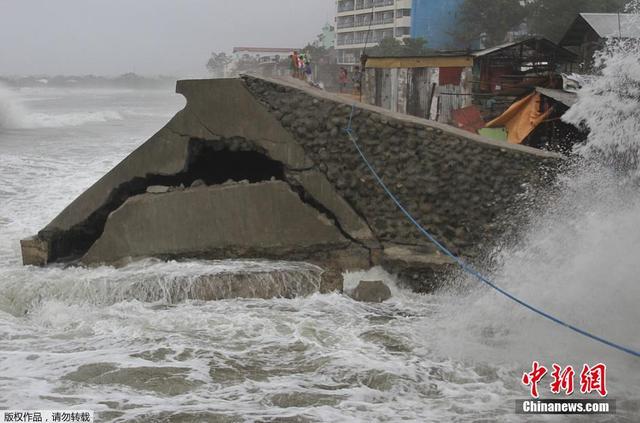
[243,76,560,259]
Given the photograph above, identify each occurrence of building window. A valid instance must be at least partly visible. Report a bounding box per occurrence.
[337,16,355,29]
[396,9,411,18]
[338,32,356,46]
[338,0,355,12]
[395,27,410,37]
[354,31,369,44]
[355,13,372,27]
[372,11,394,25]
[338,49,360,64]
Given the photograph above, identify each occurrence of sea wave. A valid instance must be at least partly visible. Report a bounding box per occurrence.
[24,110,124,128]
[1,83,129,129]
[0,82,30,129]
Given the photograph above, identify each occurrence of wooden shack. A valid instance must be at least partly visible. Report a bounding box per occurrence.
[560,13,640,65]
[361,37,577,125]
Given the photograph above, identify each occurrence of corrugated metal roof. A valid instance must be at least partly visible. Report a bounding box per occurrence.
[472,37,576,60]
[535,87,577,107]
[472,40,522,57]
[579,13,640,38]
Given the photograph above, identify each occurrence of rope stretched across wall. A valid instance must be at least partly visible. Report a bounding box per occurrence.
[343,104,640,359]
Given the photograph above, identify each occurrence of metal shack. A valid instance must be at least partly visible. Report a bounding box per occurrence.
[559,13,640,64]
[361,37,577,125]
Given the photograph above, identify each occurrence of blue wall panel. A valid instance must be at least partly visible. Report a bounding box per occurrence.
[411,0,464,50]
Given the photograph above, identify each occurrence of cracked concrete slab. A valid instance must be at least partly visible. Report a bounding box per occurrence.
[82,181,353,266]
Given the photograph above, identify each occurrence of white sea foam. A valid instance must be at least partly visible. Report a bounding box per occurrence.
[25,110,124,128]
[2,15,640,419]
[424,5,640,411]
[563,3,640,158]
[1,83,125,129]
[0,82,30,129]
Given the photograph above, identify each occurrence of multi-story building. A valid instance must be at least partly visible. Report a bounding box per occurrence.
[335,0,463,65]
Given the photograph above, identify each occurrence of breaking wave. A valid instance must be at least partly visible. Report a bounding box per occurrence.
[428,7,640,403]
[25,110,124,128]
[0,83,124,129]
[0,259,324,317]
[0,82,30,129]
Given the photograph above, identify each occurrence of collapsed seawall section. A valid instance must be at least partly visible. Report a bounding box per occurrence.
[20,76,561,293]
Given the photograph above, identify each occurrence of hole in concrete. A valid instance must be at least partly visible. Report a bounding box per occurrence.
[187,143,284,185]
[40,139,285,263]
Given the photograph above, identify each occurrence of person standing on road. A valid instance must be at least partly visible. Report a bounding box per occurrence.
[291,51,300,78]
[338,67,348,93]
[352,66,362,96]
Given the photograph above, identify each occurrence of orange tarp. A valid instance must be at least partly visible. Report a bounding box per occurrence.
[486,92,553,144]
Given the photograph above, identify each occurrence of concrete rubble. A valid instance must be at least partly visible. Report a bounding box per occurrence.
[350,280,392,303]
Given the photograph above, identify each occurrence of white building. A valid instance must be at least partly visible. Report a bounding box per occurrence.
[335,0,413,65]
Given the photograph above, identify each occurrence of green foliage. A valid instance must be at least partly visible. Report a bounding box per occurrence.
[454,0,627,47]
[454,0,527,47]
[206,52,232,77]
[233,56,260,73]
[402,38,431,56]
[526,0,627,41]
[303,43,334,63]
[368,37,403,56]
[367,37,429,57]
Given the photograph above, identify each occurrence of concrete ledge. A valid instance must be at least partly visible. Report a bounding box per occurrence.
[378,243,457,293]
[82,181,357,266]
[124,265,336,302]
[20,236,50,266]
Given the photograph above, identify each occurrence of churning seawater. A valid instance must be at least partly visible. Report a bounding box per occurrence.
[0,75,639,422]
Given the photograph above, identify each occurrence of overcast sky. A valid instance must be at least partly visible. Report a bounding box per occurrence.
[0,0,335,77]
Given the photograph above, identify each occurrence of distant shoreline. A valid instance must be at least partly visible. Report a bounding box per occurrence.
[0,73,178,90]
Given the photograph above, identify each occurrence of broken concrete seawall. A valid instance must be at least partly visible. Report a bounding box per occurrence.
[20,75,561,293]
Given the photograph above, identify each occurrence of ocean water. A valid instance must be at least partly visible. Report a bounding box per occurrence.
[0,76,639,422]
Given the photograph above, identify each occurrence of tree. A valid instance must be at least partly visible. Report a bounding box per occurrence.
[454,0,527,47]
[303,43,335,65]
[232,55,261,74]
[367,37,429,57]
[402,37,431,56]
[525,0,627,42]
[206,52,232,78]
[453,0,627,47]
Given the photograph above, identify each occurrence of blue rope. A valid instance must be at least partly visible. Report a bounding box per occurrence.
[343,104,640,359]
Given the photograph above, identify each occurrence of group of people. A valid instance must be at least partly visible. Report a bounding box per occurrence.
[338,66,362,96]
[290,51,313,82]
[289,51,365,95]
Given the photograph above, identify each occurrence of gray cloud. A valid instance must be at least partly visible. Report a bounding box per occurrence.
[0,0,335,76]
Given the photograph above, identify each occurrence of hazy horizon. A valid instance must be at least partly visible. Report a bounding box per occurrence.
[0,0,335,78]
